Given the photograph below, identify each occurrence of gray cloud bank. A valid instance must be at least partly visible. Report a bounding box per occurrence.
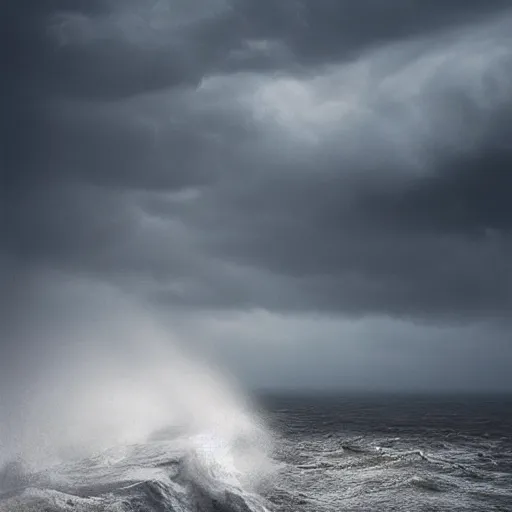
[3,0,512,391]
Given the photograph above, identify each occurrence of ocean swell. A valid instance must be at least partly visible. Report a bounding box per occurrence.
[0,429,274,512]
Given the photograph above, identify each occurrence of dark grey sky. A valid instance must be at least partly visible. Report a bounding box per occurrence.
[3,0,512,392]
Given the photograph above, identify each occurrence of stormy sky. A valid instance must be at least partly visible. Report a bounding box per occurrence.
[3,0,512,393]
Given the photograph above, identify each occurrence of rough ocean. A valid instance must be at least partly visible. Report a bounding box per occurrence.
[1,394,510,512]
[263,394,512,512]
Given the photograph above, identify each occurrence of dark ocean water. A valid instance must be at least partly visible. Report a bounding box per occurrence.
[1,393,510,511]
[259,393,512,512]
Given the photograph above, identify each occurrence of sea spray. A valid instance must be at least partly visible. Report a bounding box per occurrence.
[0,279,275,511]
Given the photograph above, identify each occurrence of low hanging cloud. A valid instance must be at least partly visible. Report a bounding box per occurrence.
[3,1,512,391]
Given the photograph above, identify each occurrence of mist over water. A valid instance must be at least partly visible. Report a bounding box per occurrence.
[0,276,274,505]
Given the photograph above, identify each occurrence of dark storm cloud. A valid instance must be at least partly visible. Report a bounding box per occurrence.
[3,0,512,325]
[231,0,512,66]
[2,0,228,274]
[3,0,224,189]
[170,21,512,318]
[363,151,512,235]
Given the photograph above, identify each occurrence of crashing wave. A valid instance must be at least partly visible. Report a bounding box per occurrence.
[0,431,274,512]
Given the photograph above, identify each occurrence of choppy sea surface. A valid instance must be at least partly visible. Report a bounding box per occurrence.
[1,393,511,511]
[260,393,512,512]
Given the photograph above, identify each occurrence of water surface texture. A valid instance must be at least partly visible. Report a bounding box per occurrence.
[262,394,512,512]
[1,394,511,511]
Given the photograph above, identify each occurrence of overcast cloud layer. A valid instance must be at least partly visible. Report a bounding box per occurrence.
[3,0,512,392]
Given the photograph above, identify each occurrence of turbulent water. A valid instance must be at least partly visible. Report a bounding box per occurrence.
[1,394,511,511]
[261,394,512,512]
[0,427,273,512]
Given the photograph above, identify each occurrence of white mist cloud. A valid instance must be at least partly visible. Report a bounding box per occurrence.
[0,276,271,479]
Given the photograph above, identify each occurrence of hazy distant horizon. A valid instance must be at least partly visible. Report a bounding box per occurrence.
[254,387,512,397]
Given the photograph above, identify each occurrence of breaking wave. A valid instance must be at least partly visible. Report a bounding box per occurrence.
[0,430,274,512]
[0,286,275,512]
